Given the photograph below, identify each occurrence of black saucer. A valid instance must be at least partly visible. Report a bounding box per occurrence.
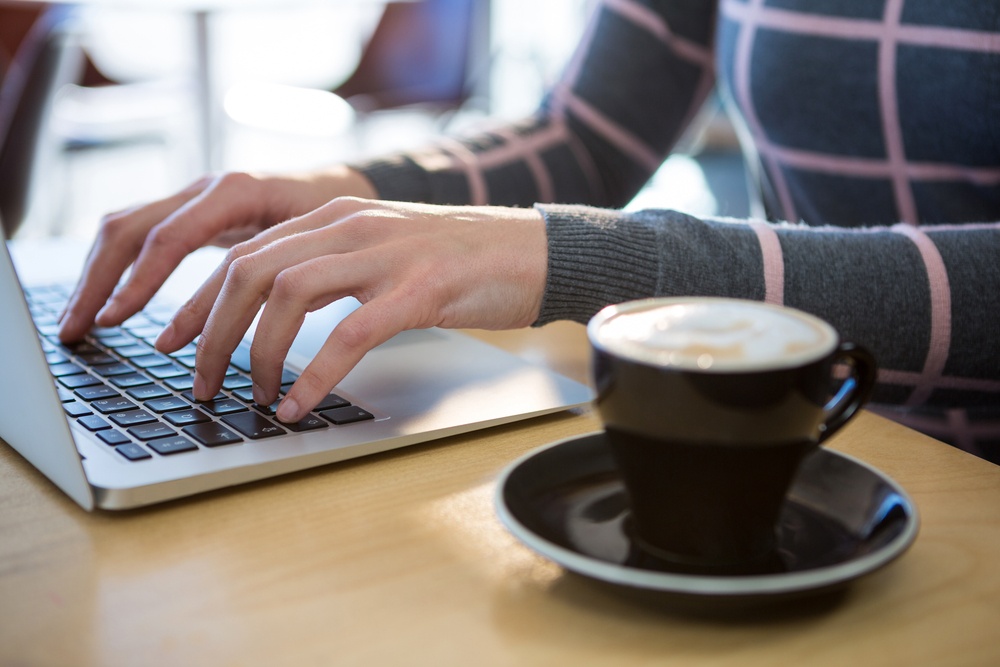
[495,432,918,604]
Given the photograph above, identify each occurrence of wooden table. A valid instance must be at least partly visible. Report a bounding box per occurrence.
[2,321,999,666]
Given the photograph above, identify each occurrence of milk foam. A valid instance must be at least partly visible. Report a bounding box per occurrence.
[593,299,837,371]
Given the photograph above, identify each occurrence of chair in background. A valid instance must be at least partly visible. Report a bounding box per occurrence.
[0,5,83,238]
[332,0,491,124]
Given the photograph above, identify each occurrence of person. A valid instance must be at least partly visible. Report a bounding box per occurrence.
[58,0,1000,462]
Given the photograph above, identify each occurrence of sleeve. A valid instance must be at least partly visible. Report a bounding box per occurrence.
[351,0,718,209]
[536,202,1000,413]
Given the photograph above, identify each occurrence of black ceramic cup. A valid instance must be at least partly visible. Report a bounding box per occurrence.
[588,297,877,573]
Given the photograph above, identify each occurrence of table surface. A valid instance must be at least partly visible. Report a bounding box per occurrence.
[2,321,1000,666]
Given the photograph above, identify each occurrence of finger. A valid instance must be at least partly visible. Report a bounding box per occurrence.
[95,173,271,326]
[249,253,375,406]
[188,223,352,399]
[57,185,209,341]
[276,292,413,423]
[158,199,371,352]
[190,252,273,400]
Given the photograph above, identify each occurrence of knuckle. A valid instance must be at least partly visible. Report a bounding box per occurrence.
[332,316,375,351]
[214,171,256,193]
[226,254,261,286]
[269,266,307,301]
[97,213,131,242]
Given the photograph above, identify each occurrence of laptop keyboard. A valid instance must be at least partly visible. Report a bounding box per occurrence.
[25,284,374,462]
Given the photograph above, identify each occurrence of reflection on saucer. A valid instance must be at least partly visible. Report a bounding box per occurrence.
[495,432,918,605]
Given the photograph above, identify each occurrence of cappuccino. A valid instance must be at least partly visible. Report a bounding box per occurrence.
[590,298,837,372]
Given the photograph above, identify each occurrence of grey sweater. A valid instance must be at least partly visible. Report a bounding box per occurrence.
[353,0,1000,461]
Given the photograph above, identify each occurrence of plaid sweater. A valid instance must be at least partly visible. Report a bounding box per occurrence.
[353,0,1000,462]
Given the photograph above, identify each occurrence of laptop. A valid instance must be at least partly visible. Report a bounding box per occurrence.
[1,228,593,511]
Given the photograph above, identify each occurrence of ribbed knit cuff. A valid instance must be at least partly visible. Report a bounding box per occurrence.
[534,204,660,326]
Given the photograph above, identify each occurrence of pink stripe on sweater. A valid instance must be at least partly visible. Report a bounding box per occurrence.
[891,224,952,406]
[438,139,488,205]
[554,88,663,173]
[878,0,917,223]
[721,0,1000,53]
[763,145,1000,184]
[605,0,714,66]
[749,221,784,305]
[732,0,798,221]
[491,127,556,203]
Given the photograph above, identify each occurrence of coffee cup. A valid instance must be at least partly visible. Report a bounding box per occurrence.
[587,297,877,573]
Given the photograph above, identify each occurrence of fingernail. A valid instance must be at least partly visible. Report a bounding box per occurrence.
[193,372,208,401]
[276,397,300,423]
[252,383,268,406]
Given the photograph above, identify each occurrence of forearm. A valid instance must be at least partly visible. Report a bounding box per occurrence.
[350,0,717,209]
[534,203,1000,409]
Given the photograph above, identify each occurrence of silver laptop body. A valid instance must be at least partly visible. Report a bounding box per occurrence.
[0,232,592,510]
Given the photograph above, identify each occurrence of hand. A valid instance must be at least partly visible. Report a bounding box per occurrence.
[154,197,548,423]
[57,166,377,342]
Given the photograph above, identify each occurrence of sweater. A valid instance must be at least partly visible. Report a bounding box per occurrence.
[352,0,1000,462]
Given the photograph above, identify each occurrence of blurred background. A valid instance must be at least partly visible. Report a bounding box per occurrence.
[0,0,747,243]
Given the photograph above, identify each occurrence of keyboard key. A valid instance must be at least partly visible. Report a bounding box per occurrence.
[63,401,93,418]
[283,415,329,432]
[314,393,351,411]
[110,373,153,389]
[147,436,199,456]
[183,423,243,447]
[98,335,136,348]
[75,385,120,401]
[231,387,255,403]
[147,363,187,380]
[126,384,171,401]
[78,415,111,431]
[97,430,131,446]
[115,443,152,461]
[45,351,68,365]
[90,326,123,339]
[170,342,198,357]
[56,386,75,402]
[222,412,287,440]
[163,409,212,427]
[199,398,248,416]
[129,325,164,339]
[182,390,225,403]
[36,323,61,337]
[58,373,102,389]
[174,354,197,369]
[131,353,172,369]
[49,361,85,377]
[229,345,252,372]
[56,341,100,356]
[109,410,157,427]
[76,351,118,366]
[280,370,299,385]
[253,401,280,416]
[114,343,153,358]
[94,363,135,377]
[128,423,177,441]
[144,396,190,413]
[222,374,253,390]
[164,375,195,391]
[320,406,374,425]
[92,396,138,414]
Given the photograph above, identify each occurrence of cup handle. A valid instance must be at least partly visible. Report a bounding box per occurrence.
[816,342,878,444]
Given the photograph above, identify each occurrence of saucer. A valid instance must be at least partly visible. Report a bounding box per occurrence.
[495,432,919,604]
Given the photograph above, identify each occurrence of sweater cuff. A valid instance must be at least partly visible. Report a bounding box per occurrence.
[534,204,660,326]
